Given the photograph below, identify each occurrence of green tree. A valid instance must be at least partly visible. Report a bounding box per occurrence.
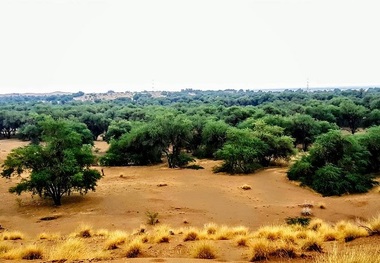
[155,115,194,168]
[339,101,367,134]
[215,129,267,174]
[80,113,109,140]
[199,120,229,158]
[288,130,377,196]
[1,119,102,206]
[103,120,132,143]
[101,123,163,166]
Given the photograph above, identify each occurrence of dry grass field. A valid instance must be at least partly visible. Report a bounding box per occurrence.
[0,139,379,262]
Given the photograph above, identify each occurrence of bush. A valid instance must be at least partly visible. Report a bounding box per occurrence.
[287,131,378,196]
[285,217,311,227]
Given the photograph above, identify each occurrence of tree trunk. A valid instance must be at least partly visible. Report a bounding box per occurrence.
[52,194,62,206]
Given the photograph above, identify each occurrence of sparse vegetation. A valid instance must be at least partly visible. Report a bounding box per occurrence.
[124,239,143,258]
[191,241,217,259]
[286,217,311,227]
[146,211,159,225]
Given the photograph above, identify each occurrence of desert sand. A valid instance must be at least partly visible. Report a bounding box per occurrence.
[0,139,379,262]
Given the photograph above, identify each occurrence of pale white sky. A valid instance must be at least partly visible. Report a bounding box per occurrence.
[0,0,379,94]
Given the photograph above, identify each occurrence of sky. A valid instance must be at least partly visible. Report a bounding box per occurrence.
[0,0,379,94]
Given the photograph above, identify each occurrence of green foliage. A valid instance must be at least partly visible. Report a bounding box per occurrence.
[288,130,378,196]
[196,120,229,158]
[214,129,266,174]
[285,217,311,227]
[146,211,159,225]
[101,124,163,166]
[103,120,132,142]
[1,119,102,205]
[214,123,294,174]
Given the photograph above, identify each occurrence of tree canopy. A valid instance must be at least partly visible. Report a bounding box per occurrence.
[1,119,102,205]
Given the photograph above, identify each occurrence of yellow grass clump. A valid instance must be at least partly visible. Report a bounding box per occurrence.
[38,232,61,240]
[235,235,249,247]
[299,231,323,252]
[104,230,129,250]
[335,221,369,242]
[1,231,24,240]
[1,245,43,260]
[151,225,172,243]
[249,238,297,261]
[74,224,93,238]
[255,225,286,241]
[191,241,217,259]
[20,245,44,260]
[314,245,380,263]
[203,222,218,235]
[368,213,380,233]
[124,239,143,258]
[231,225,250,236]
[183,228,200,241]
[49,238,111,261]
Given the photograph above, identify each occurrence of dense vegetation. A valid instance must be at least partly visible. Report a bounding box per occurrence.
[1,87,380,197]
[1,119,102,205]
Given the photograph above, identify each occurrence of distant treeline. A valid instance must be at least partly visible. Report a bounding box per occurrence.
[0,88,379,196]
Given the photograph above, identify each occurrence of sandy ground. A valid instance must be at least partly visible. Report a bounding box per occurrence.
[0,139,379,262]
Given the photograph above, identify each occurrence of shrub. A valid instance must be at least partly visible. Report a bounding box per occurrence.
[21,246,43,260]
[104,231,129,250]
[125,239,143,258]
[285,217,311,227]
[1,231,24,240]
[191,241,217,259]
[183,229,199,241]
[146,211,159,225]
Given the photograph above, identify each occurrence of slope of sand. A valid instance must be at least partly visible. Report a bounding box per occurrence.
[0,139,379,262]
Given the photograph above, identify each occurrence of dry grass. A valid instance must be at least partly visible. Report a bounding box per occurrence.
[38,232,61,240]
[75,224,93,238]
[300,231,323,252]
[183,228,199,241]
[191,241,217,259]
[124,239,143,258]
[0,217,378,262]
[1,245,43,260]
[255,225,286,241]
[0,242,12,259]
[314,245,380,263]
[104,230,129,250]
[231,225,250,236]
[368,213,380,232]
[1,231,24,240]
[95,229,110,237]
[48,238,110,261]
[48,238,86,260]
[203,222,218,235]
[235,235,249,247]
[151,225,171,243]
[249,239,297,261]
[335,221,369,242]
[20,245,44,260]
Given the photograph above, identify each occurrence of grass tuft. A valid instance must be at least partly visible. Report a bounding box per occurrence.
[104,230,129,250]
[125,239,143,258]
[183,228,199,241]
[38,232,61,240]
[21,245,44,260]
[191,241,217,259]
[1,231,24,240]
